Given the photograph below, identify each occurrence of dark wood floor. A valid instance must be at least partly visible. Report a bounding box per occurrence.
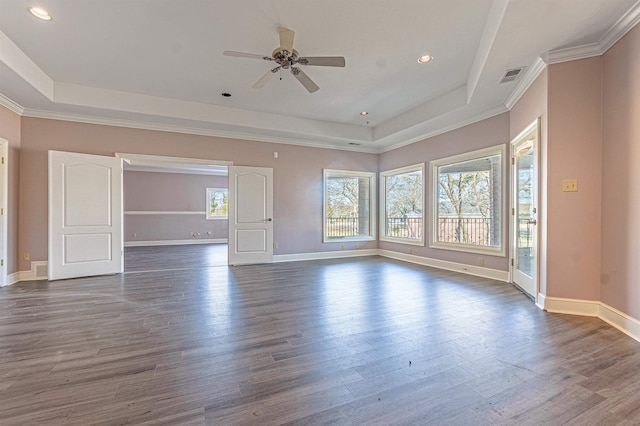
[124,244,228,272]
[1,252,639,425]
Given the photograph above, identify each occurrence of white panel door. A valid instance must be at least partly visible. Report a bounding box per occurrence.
[511,121,539,299]
[228,166,273,265]
[49,151,123,280]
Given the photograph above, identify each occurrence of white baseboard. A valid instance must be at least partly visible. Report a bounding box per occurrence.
[124,238,228,247]
[542,296,640,343]
[377,249,509,282]
[2,272,20,287]
[273,249,378,263]
[536,292,546,310]
[15,261,49,282]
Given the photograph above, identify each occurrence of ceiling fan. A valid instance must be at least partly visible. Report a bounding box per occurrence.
[223,27,346,93]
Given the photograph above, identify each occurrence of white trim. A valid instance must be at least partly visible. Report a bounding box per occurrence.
[536,292,546,310]
[0,139,7,287]
[378,106,508,154]
[545,0,640,64]
[18,261,49,281]
[273,249,378,263]
[379,163,425,246]
[0,92,25,115]
[429,144,507,257]
[125,211,206,215]
[24,109,379,154]
[323,169,377,243]
[377,249,509,282]
[117,152,233,167]
[4,271,19,286]
[124,238,227,247]
[599,302,640,343]
[543,296,640,343]
[505,58,547,110]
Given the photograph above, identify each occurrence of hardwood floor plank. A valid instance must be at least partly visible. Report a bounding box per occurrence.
[0,248,638,424]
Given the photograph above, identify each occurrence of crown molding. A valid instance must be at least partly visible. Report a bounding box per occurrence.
[0,92,24,115]
[379,105,508,153]
[505,57,547,110]
[22,108,379,154]
[546,0,640,64]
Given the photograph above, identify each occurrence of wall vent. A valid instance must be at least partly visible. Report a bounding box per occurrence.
[500,67,524,84]
[35,263,48,278]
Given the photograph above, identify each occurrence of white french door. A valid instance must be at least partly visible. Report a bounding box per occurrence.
[0,139,6,286]
[48,151,123,280]
[228,166,273,265]
[511,120,539,299]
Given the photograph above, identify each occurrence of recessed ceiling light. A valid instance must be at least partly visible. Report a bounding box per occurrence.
[418,55,433,64]
[28,7,52,21]
[360,111,368,116]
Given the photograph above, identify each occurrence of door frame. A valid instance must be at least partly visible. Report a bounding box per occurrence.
[0,138,7,286]
[509,118,541,300]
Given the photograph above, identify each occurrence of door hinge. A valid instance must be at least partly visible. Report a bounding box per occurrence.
[0,259,4,267]
[511,258,514,266]
[1,157,4,164]
[511,157,515,165]
[0,208,3,215]
[512,207,515,215]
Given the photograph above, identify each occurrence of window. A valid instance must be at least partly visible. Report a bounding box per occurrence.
[430,145,505,255]
[380,163,424,245]
[323,169,376,241]
[206,188,228,219]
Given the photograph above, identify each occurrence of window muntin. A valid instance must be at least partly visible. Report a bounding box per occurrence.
[380,164,424,245]
[430,145,505,255]
[323,170,376,241]
[206,188,228,219]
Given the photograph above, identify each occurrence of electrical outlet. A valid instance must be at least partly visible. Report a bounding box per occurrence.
[408,248,412,254]
[132,233,137,238]
[477,257,484,267]
[23,252,30,261]
[355,243,360,249]
[562,179,578,192]
[273,242,278,249]
[341,244,345,250]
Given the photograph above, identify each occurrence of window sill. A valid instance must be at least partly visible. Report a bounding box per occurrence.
[206,217,229,220]
[380,236,424,246]
[324,236,376,243]
[429,241,505,257]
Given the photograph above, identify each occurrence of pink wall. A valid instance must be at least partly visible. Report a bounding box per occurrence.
[378,113,511,271]
[546,57,603,301]
[18,118,379,270]
[124,171,228,242]
[510,70,548,294]
[0,105,20,275]
[601,23,640,318]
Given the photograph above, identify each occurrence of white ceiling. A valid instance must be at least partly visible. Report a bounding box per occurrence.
[1,0,639,153]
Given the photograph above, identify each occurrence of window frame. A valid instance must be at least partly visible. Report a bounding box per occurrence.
[206,187,228,220]
[379,163,425,246]
[429,144,506,256]
[323,169,377,243]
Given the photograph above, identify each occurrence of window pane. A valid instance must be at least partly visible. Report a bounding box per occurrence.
[207,188,228,218]
[383,168,423,240]
[325,176,371,238]
[436,153,501,247]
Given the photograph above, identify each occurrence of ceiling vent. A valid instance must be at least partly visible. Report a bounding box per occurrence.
[500,67,524,84]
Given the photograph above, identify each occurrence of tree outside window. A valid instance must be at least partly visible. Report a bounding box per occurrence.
[206,188,228,219]
[323,170,376,241]
[380,164,424,244]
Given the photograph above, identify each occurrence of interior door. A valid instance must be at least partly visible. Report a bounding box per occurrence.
[48,151,123,280]
[228,166,273,265]
[511,121,539,298]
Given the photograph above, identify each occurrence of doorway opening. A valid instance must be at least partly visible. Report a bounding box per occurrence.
[117,153,231,273]
[510,119,540,300]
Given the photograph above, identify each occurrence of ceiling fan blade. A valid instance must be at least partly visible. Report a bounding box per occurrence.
[252,66,281,89]
[291,67,319,93]
[279,27,295,54]
[298,57,346,67]
[223,51,271,61]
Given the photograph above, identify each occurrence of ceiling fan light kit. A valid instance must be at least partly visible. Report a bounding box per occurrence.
[223,27,345,93]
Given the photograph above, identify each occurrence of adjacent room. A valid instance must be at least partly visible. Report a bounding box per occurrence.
[1,0,640,424]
